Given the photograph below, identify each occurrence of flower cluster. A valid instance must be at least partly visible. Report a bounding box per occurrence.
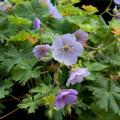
[32,30,90,109]
[54,68,90,109]
[32,0,90,110]
[33,30,89,65]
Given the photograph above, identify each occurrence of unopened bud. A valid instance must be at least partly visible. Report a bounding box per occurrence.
[54,68,62,86]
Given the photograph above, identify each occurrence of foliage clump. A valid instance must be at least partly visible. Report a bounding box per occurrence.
[0,0,120,119]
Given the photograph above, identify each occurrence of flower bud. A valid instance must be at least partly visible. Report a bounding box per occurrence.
[33,18,41,29]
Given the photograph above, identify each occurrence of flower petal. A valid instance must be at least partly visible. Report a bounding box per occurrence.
[63,51,78,65]
[65,89,78,95]
[62,34,76,46]
[55,98,65,109]
[66,68,90,86]
[65,94,77,104]
[64,55,77,65]
[52,36,64,49]
[48,3,63,19]
[71,42,84,57]
[52,49,64,63]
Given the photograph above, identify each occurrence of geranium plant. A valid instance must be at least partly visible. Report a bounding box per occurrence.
[0,0,120,119]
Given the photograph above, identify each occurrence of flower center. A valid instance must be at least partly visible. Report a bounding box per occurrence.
[63,45,70,52]
[61,95,67,102]
[40,46,47,53]
[75,34,80,39]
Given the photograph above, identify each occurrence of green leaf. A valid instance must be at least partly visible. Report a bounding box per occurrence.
[66,15,100,32]
[52,111,63,120]
[40,28,59,43]
[58,0,79,4]
[18,83,56,113]
[1,58,21,72]
[89,27,109,44]
[9,30,39,42]
[44,73,52,85]
[18,95,40,113]
[91,103,120,120]
[12,60,40,85]
[14,0,49,20]
[30,83,53,94]
[109,18,120,29]
[84,62,108,71]
[9,0,29,5]
[82,5,98,14]
[59,4,83,16]
[109,54,120,66]
[1,48,21,72]
[88,78,120,116]
[8,15,32,26]
[0,79,13,99]
[0,46,6,62]
[14,1,35,19]
[0,103,6,115]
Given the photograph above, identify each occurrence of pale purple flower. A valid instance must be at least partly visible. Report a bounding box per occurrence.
[0,0,11,11]
[33,44,50,59]
[66,68,90,86]
[114,0,120,5]
[74,30,89,46]
[52,34,84,65]
[33,18,41,29]
[55,89,78,109]
[48,3,63,19]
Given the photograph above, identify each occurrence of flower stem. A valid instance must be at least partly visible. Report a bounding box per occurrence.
[100,0,113,16]
[9,94,21,102]
[0,108,19,120]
